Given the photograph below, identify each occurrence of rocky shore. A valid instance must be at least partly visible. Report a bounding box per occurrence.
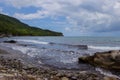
[79,50,120,79]
[0,57,117,80]
[0,48,119,80]
[79,50,120,70]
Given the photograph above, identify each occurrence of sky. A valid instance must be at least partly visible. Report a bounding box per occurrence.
[0,0,120,36]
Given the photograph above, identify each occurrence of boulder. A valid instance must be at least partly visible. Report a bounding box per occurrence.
[78,50,120,70]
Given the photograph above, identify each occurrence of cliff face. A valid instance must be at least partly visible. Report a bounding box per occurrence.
[0,14,63,36]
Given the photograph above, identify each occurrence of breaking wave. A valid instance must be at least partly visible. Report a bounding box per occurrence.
[16,39,49,45]
[88,46,120,50]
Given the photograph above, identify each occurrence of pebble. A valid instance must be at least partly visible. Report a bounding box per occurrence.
[0,54,119,80]
[103,76,118,80]
[61,77,69,80]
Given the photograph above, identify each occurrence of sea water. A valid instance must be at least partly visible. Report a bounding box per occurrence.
[1,36,120,77]
[0,36,120,69]
[1,36,120,69]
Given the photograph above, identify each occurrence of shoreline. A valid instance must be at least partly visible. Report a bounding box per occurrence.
[0,43,119,80]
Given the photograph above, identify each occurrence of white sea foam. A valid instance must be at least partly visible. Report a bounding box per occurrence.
[96,68,120,79]
[88,46,120,50]
[38,60,43,64]
[11,46,39,57]
[16,39,49,45]
[0,43,35,57]
[60,57,78,64]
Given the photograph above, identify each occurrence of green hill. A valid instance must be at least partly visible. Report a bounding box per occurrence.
[0,14,63,36]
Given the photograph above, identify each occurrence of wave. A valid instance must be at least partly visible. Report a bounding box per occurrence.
[16,39,49,45]
[50,42,120,50]
[88,46,120,50]
[11,39,120,50]
[49,42,88,49]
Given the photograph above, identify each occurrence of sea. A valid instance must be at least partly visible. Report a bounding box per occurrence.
[0,36,120,77]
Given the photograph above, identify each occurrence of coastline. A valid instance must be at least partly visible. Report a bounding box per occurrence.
[0,43,119,80]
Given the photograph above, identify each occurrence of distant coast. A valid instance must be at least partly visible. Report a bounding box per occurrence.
[0,13,63,36]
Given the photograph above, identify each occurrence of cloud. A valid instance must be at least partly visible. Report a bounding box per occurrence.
[0,7,3,13]
[14,10,49,20]
[1,0,120,33]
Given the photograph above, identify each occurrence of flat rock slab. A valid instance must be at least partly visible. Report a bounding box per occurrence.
[78,50,120,70]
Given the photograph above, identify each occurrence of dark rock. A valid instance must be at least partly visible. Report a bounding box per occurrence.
[49,42,55,45]
[75,45,88,49]
[4,40,17,43]
[78,50,120,70]
[49,42,88,49]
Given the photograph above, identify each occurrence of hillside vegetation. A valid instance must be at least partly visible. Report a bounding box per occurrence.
[0,14,63,36]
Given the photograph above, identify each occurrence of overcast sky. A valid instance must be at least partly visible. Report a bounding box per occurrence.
[0,0,120,36]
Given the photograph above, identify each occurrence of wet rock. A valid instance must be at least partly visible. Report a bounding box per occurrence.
[50,42,88,49]
[75,45,88,49]
[4,40,17,43]
[0,49,119,80]
[78,50,120,70]
[69,45,88,49]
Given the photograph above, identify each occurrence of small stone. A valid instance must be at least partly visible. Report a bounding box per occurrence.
[61,77,69,80]
[103,76,118,80]
[71,76,77,80]
[79,71,87,74]
[56,73,62,77]
[44,78,48,80]
[66,74,72,78]
[52,76,60,80]
[1,70,6,73]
